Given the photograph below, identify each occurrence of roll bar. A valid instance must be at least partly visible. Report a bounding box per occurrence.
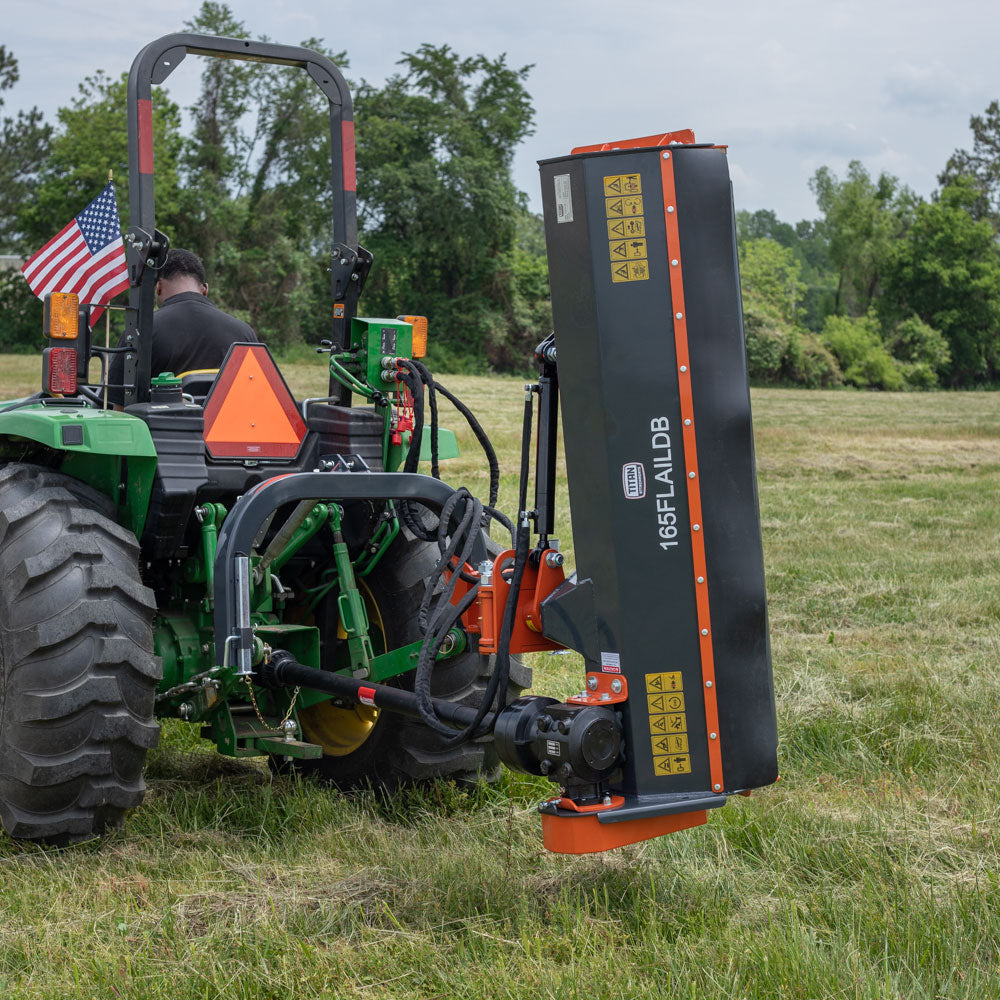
[122,34,358,404]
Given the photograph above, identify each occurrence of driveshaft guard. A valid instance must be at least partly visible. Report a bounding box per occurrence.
[538,140,777,804]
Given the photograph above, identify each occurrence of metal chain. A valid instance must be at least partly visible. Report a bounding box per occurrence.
[243,675,302,732]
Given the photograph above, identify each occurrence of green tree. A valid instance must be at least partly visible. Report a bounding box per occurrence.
[881,178,1000,385]
[939,99,1000,223]
[19,72,183,250]
[738,237,840,387]
[5,71,182,352]
[809,161,916,317]
[0,47,52,253]
[354,44,537,369]
[174,3,253,276]
[739,238,805,324]
[735,208,835,331]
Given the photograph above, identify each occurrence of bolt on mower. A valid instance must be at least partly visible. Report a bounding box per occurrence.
[0,35,777,853]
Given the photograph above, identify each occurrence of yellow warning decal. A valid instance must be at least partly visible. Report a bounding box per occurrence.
[653,754,692,776]
[604,177,648,285]
[645,671,683,693]
[648,692,686,714]
[605,195,644,218]
[611,261,649,283]
[625,239,647,260]
[651,733,689,755]
[603,173,642,197]
[607,218,647,239]
[649,712,687,735]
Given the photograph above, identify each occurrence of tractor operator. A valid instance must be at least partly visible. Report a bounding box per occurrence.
[108,248,258,404]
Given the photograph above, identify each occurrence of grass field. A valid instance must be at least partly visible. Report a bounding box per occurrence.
[1,354,999,998]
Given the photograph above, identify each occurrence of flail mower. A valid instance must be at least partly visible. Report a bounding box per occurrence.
[0,34,777,853]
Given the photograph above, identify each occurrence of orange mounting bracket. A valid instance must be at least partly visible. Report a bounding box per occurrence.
[567,672,628,706]
[476,548,567,655]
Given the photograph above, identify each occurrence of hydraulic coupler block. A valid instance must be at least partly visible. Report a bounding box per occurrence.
[494,696,623,802]
[535,132,778,853]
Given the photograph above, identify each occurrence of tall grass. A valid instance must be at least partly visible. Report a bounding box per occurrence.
[0,354,999,997]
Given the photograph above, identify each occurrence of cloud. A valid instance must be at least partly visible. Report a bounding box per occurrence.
[884,61,969,114]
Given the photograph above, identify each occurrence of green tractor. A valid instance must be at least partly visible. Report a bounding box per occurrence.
[0,34,529,843]
[0,35,779,854]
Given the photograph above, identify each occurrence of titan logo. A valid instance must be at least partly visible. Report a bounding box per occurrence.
[622,462,646,499]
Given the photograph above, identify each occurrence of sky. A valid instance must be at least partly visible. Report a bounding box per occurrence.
[3,0,997,224]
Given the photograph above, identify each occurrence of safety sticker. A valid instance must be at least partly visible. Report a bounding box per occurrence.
[603,173,642,197]
[645,671,683,693]
[648,712,687,735]
[648,692,685,714]
[651,733,689,755]
[646,669,689,777]
[605,195,644,218]
[604,176,649,284]
[652,754,692,776]
[600,651,621,673]
[607,219,646,239]
[625,239,647,260]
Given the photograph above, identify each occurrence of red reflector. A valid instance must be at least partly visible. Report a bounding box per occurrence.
[43,347,78,395]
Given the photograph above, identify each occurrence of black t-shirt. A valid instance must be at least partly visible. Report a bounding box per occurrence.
[108,292,259,403]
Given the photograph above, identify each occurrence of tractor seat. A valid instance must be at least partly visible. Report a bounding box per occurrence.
[178,368,219,404]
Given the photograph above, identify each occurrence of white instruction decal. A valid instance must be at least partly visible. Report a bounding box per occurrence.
[554,174,574,223]
[601,651,621,673]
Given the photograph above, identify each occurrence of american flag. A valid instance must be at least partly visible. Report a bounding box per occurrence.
[21,182,130,327]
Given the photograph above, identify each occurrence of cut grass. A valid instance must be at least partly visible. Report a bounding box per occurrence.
[1,355,1000,997]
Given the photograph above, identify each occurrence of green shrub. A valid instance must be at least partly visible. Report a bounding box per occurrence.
[783,330,842,388]
[822,313,903,390]
[0,271,41,353]
[886,315,950,388]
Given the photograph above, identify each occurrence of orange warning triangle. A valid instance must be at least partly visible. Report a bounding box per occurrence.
[204,344,307,459]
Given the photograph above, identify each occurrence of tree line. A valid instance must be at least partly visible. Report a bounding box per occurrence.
[738,116,1000,390]
[0,3,549,372]
[2,4,1000,387]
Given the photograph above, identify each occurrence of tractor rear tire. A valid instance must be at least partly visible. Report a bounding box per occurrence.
[0,464,160,843]
[293,525,531,791]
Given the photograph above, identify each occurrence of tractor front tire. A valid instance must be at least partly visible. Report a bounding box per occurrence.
[294,526,531,790]
[0,464,160,843]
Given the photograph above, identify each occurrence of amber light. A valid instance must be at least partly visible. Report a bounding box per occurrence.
[43,292,80,340]
[43,347,78,394]
[398,314,428,358]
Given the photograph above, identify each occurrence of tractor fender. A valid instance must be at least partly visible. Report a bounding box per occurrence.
[0,404,158,538]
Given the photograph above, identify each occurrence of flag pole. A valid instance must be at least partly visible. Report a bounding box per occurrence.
[104,169,113,409]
